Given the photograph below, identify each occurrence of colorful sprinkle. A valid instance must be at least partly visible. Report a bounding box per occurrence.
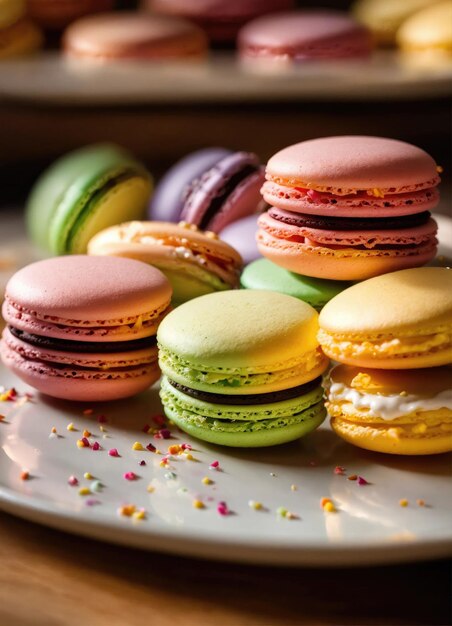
[286,512,298,520]
[97,415,107,423]
[66,422,76,431]
[82,408,93,415]
[321,497,336,512]
[334,466,346,475]
[290,484,297,491]
[270,472,277,476]
[85,498,100,506]
[347,474,358,481]
[152,414,166,426]
[20,470,30,481]
[168,444,182,455]
[76,438,88,448]
[84,472,93,479]
[99,425,107,433]
[118,504,136,517]
[146,443,156,452]
[185,453,196,461]
[209,460,220,469]
[68,475,78,486]
[124,472,137,481]
[92,441,101,451]
[416,499,426,507]
[83,429,91,438]
[217,501,229,516]
[0,388,17,402]
[357,476,369,486]
[90,480,102,493]
[108,448,119,457]
[78,487,91,496]
[202,476,213,485]
[132,509,146,520]
[0,415,4,422]
[192,499,205,509]
[181,443,192,451]
[146,484,155,493]
[277,506,288,517]
[142,423,151,433]
[164,471,177,480]
[139,460,146,466]
[132,441,144,451]
[248,500,263,510]
[159,428,171,439]
[399,499,409,507]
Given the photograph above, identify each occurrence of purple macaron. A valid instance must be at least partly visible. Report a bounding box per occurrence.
[219,213,261,266]
[180,151,265,233]
[148,147,231,223]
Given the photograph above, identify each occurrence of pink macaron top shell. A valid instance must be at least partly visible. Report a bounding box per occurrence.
[4,255,172,326]
[147,0,295,22]
[265,136,440,195]
[238,11,373,61]
[262,181,440,217]
[64,12,208,59]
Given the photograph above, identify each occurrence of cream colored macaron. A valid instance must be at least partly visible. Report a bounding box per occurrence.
[318,267,452,369]
[397,0,452,55]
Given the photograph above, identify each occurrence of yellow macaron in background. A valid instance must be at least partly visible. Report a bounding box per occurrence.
[397,0,452,55]
[318,267,452,369]
[327,364,452,455]
[0,0,42,59]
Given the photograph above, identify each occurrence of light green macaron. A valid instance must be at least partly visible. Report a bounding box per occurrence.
[26,143,152,255]
[157,290,329,447]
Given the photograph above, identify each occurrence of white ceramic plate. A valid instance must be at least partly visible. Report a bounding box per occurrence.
[0,214,451,567]
[0,52,451,105]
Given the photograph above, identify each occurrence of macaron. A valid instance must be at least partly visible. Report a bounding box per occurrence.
[176,151,265,233]
[27,0,114,30]
[352,0,439,46]
[1,0,26,29]
[241,258,349,311]
[63,12,208,60]
[1,256,172,401]
[219,214,261,266]
[158,290,329,447]
[326,364,452,455]
[0,2,43,60]
[238,10,373,66]
[318,267,452,369]
[148,148,231,223]
[87,220,243,306]
[26,144,152,255]
[396,1,452,56]
[258,136,440,281]
[144,0,295,43]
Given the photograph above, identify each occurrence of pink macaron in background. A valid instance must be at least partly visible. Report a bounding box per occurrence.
[1,255,172,401]
[238,10,374,66]
[257,136,440,281]
[27,0,115,30]
[143,0,296,43]
[63,12,209,60]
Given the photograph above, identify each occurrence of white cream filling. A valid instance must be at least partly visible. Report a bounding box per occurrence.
[328,382,452,420]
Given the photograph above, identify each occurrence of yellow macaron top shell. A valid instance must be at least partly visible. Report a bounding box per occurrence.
[397,1,452,52]
[0,0,25,28]
[318,267,452,368]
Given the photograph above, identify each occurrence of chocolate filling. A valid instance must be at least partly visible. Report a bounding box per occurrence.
[8,326,157,354]
[199,164,259,230]
[168,377,322,405]
[268,208,431,231]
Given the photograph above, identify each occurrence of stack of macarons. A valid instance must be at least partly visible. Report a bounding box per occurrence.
[258,136,440,281]
[0,255,172,401]
[88,220,243,305]
[158,290,329,447]
[26,143,152,255]
[0,0,42,59]
[318,267,452,455]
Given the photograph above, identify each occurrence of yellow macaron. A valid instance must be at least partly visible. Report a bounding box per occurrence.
[0,18,43,59]
[318,267,452,369]
[326,364,452,454]
[397,0,452,55]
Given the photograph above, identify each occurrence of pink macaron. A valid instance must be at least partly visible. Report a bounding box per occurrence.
[144,0,295,43]
[63,12,209,60]
[257,136,440,281]
[1,256,172,401]
[238,10,373,65]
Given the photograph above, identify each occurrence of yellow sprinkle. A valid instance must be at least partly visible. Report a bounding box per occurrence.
[132,441,144,451]
[290,484,297,491]
[99,425,106,432]
[202,476,213,485]
[155,449,162,455]
[83,429,91,438]
[185,453,194,461]
[147,427,154,435]
[168,444,182,455]
[192,499,205,509]
[67,422,76,431]
[84,472,93,479]
[436,165,443,173]
[78,487,91,496]
[146,484,155,493]
[416,499,425,507]
[399,499,409,507]
[159,460,167,467]
[51,426,57,434]
[76,439,85,448]
[133,509,146,520]
[323,502,336,513]
[248,500,263,510]
[371,187,385,198]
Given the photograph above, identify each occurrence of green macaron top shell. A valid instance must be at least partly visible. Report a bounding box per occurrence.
[240,258,348,310]
[26,143,151,254]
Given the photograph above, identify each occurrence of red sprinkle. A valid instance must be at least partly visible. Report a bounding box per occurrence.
[159,428,171,439]
[146,443,156,452]
[68,475,78,486]
[181,443,192,451]
[20,470,29,480]
[92,442,101,451]
[152,414,166,426]
[142,423,151,433]
[139,460,146,466]
[217,501,229,516]
[210,460,220,469]
[108,448,120,457]
[334,466,346,475]
[357,476,369,486]
[83,408,93,415]
[124,472,137,481]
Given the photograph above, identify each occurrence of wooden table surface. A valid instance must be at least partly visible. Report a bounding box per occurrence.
[0,510,450,626]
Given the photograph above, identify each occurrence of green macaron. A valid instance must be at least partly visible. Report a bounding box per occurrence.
[27,143,152,255]
[240,258,349,310]
[157,290,329,447]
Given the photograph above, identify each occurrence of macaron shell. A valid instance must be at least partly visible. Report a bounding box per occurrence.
[265,136,440,194]
[148,148,231,222]
[330,415,452,455]
[397,1,452,53]
[240,258,348,309]
[0,0,25,28]
[1,342,159,402]
[219,214,261,266]
[262,181,439,217]
[0,19,43,59]
[257,228,437,281]
[4,256,172,326]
